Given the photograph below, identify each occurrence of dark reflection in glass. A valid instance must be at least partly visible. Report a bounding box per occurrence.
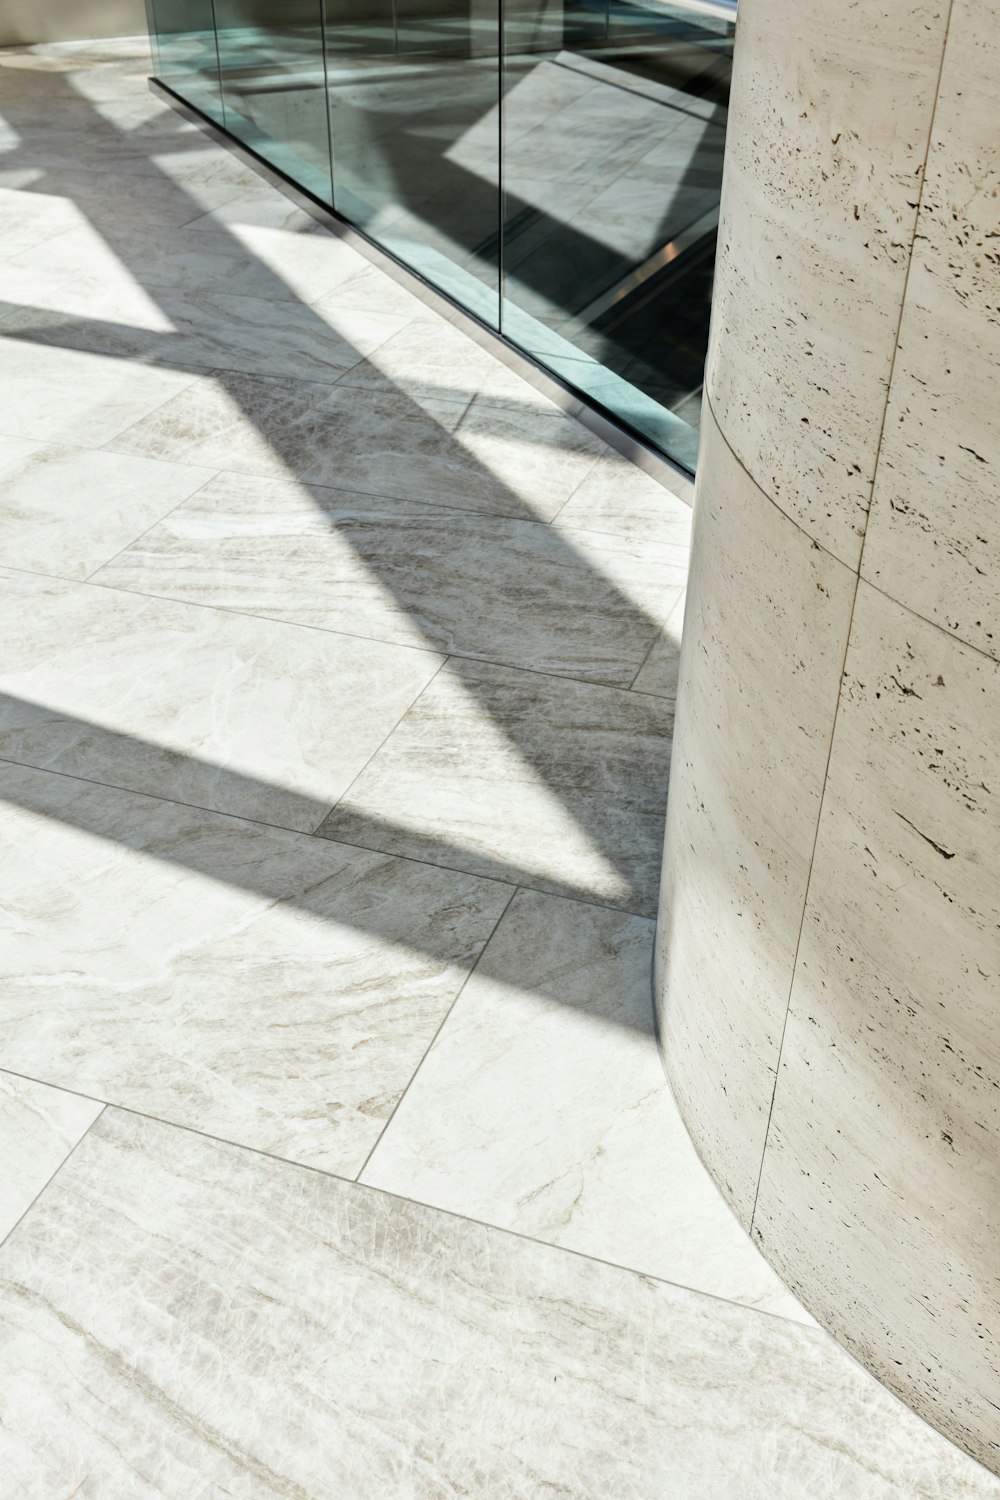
[213,1,333,202]
[145,0,733,472]
[145,0,225,123]
[500,0,733,465]
[323,0,501,325]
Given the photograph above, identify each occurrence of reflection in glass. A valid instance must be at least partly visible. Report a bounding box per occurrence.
[501,0,733,466]
[145,0,734,472]
[145,0,225,124]
[323,0,501,325]
[213,1,333,202]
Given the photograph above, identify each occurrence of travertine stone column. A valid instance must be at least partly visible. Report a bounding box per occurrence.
[657,0,1000,1472]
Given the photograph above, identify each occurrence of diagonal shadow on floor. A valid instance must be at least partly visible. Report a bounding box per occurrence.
[0,49,684,1020]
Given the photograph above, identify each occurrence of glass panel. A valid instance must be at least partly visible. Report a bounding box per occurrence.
[323,0,501,325]
[143,0,732,472]
[146,0,225,124]
[500,0,733,468]
[213,0,334,202]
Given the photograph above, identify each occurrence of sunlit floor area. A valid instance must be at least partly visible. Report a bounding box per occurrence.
[0,37,998,1498]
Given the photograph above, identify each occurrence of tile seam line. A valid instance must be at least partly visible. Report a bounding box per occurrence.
[80,465,225,582]
[4,274,420,323]
[0,752,652,919]
[91,419,618,533]
[0,558,661,693]
[74,359,207,443]
[626,622,665,689]
[305,654,451,835]
[65,338,588,417]
[746,0,957,1235]
[0,1101,107,1257]
[0,1064,813,1332]
[352,882,521,1183]
[0,559,438,667]
[857,566,1000,671]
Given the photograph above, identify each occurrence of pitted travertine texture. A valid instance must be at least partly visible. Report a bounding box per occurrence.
[706,0,949,566]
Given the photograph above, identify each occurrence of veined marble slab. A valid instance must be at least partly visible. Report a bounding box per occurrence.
[106,369,606,521]
[312,261,438,320]
[0,149,271,224]
[632,590,686,699]
[0,186,87,258]
[332,313,561,411]
[553,450,694,545]
[0,278,411,386]
[0,1073,101,1243]
[0,439,213,580]
[181,193,330,235]
[1,1107,997,1499]
[364,888,809,1321]
[0,762,509,1173]
[0,568,441,831]
[0,340,200,448]
[93,469,686,687]
[318,656,672,915]
[3,213,372,307]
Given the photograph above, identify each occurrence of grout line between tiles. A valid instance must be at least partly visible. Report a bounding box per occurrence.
[308,654,451,834]
[0,1101,107,1257]
[544,447,603,529]
[352,882,521,1183]
[0,559,665,696]
[0,752,654,920]
[626,627,663,690]
[80,466,224,582]
[0,1063,815,1333]
[1,560,441,664]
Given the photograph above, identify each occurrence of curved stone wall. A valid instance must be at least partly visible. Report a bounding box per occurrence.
[656,0,1000,1473]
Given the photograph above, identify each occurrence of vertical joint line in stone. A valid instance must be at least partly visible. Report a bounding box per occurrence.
[746,0,958,1236]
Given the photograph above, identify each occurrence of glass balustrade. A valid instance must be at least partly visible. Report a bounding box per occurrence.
[145,0,735,472]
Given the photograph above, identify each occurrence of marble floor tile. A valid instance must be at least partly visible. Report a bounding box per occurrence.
[106,369,602,520]
[0,260,78,311]
[0,1073,101,1243]
[1,1107,997,1500]
[315,260,436,319]
[632,591,687,699]
[5,214,374,307]
[554,450,694,545]
[93,469,686,686]
[181,193,329,235]
[446,396,607,518]
[0,278,411,385]
[364,887,808,1320]
[197,218,374,305]
[318,657,672,914]
[0,439,213,580]
[0,153,270,225]
[0,186,86,258]
[138,147,303,208]
[0,568,441,831]
[333,313,562,411]
[0,762,509,1173]
[0,340,199,448]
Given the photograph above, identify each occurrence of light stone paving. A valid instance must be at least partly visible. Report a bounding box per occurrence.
[0,36,996,1500]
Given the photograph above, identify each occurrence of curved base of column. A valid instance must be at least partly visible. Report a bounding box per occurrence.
[657,403,1000,1479]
